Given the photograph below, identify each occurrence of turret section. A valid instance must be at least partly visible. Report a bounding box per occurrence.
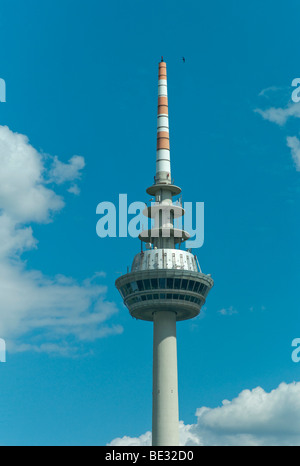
[140,60,189,249]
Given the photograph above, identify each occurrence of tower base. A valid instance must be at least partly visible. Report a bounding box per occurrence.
[152,311,179,446]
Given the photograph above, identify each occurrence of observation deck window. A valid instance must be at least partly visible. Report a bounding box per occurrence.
[198,283,204,294]
[159,278,166,289]
[151,278,159,289]
[181,279,188,290]
[144,279,151,290]
[193,282,200,293]
[174,278,181,289]
[203,286,208,297]
[131,282,138,293]
[188,280,195,291]
[167,278,174,289]
[137,280,144,291]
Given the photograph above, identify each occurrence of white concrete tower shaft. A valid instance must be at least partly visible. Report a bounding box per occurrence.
[152,59,179,447]
[152,311,179,446]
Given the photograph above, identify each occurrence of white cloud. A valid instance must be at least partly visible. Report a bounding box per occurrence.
[255,92,300,172]
[0,126,64,223]
[218,306,238,316]
[49,154,85,185]
[0,125,122,354]
[287,136,300,171]
[258,86,281,98]
[0,262,123,354]
[68,184,81,195]
[108,382,300,446]
[0,213,37,258]
[254,102,300,126]
[108,431,152,447]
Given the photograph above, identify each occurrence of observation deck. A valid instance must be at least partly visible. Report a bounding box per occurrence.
[115,249,213,321]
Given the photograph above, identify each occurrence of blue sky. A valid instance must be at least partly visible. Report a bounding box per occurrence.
[0,0,300,446]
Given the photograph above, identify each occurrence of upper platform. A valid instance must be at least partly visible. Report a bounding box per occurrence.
[146,183,182,197]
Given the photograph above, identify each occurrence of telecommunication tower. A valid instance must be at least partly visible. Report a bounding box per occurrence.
[116,59,213,446]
